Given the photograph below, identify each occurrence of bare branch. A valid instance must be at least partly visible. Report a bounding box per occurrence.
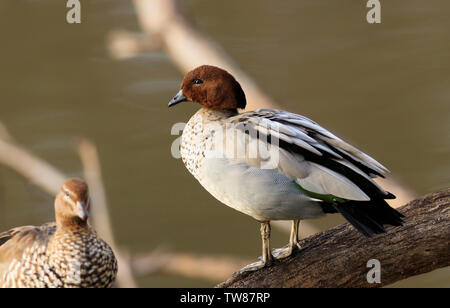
[107,29,162,60]
[0,134,65,195]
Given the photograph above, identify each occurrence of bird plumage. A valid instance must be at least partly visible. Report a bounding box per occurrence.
[170,65,404,270]
[0,179,117,288]
[0,224,55,277]
[180,107,403,229]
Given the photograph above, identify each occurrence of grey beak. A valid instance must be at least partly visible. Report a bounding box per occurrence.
[75,201,89,221]
[168,90,187,107]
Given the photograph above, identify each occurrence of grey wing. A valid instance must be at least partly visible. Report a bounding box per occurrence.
[227,109,394,202]
[262,109,388,174]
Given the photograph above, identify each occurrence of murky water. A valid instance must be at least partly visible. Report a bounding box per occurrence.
[0,0,449,287]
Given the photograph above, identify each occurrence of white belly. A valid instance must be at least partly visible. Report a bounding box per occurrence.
[197,157,324,221]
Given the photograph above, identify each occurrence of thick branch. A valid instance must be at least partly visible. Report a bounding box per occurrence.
[218,189,450,288]
[0,137,65,195]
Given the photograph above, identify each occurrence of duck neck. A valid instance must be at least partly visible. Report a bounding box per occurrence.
[55,216,89,234]
[198,107,239,120]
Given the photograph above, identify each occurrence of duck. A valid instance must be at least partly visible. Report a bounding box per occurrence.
[0,178,118,288]
[169,65,404,271]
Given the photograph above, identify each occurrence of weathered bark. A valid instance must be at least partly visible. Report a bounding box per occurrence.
[218,189,450,288]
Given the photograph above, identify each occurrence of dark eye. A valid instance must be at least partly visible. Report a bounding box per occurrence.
[193,79,203,85]
[65,192,70,197]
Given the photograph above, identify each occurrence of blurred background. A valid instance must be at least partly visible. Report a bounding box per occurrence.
[0,0,449,287]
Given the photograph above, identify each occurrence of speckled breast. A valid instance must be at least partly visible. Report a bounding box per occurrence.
[1,232,117,288]
[180,111,209,180]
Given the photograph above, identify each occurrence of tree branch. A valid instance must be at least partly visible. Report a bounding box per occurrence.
[218,189,450,288]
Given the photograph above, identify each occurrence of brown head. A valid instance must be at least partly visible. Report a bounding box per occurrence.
[55,178,91,228]
[168,65,246,110]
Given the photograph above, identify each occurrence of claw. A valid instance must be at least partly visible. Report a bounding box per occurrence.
[272,242,301,260]
[234,260,268,274]
[234,251,274,275]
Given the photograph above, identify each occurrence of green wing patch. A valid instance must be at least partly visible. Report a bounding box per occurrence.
[293,181,347,204]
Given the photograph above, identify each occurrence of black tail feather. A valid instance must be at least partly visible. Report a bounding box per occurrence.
[331,199,404,237]
[319,203,339,214]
